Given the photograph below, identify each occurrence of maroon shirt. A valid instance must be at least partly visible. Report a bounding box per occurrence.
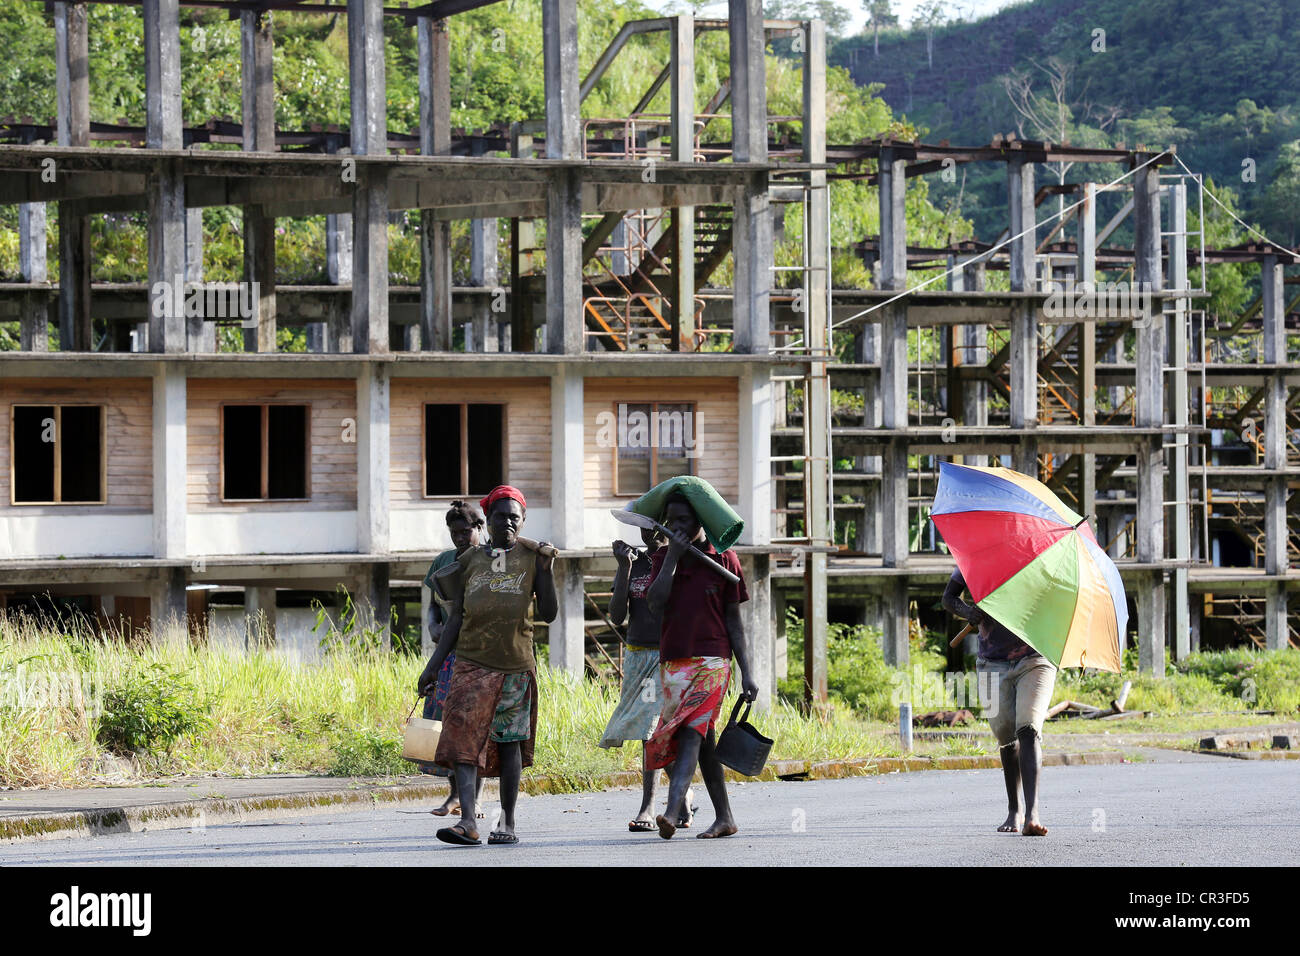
[650,541,749,661]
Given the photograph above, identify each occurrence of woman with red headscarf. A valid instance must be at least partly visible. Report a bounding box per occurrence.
[417,485,557,847]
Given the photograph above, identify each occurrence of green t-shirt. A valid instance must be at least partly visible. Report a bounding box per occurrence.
[454,544,538,674]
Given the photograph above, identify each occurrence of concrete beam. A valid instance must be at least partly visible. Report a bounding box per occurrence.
[542,0,582,355]
[147,160,187,352]
[730,0,770,354]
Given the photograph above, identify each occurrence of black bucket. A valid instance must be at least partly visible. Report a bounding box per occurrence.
[714,698,774,777]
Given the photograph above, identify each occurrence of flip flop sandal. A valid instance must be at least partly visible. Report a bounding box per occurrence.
[487,831,520,845]
[430,805,454,817]
[628,820,655,832]
[435,824,481,846]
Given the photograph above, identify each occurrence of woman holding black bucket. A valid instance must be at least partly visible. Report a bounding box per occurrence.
[644,491,758,840]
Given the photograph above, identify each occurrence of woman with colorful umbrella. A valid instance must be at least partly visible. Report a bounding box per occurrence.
[932,462,1128,837]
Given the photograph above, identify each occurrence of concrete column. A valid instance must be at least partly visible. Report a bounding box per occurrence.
[418,16,453,352]
[856,326,882,553]
[1076,182,1097,515]
[548,367,585,673]
[244,586,277,648]
[348,0,389,354]
[469,138,500,352]
[742,553,774,711]
[730,0,770,354]
[670,13,696,349]
[420,582,434,655]
[470,216,499,351]
[18,199,48,351]
[240,8,277,353]
[738,364,773,546]
[550,562,587,676]
[152,363,187,560]
[356,363,390,554]
[1167,183,1191,657]
[878,147,909,590]
[959,256,987,465]
[354,563,392,651]
[185,207,216,352]
[55,2,91,352]
[150,567,188,645]
[1133,158,1165,674]
[1261,254,1290,649]
[881,577,909,666]
[143,0,186,354]
[318,136,352,353]
[541,0,583,355]
[1007,155,1038,474]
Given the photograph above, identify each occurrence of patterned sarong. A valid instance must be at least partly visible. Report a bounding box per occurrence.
[644,656,731,770]
[598,646,663,748]
[418,651,459,777]
[434,659,537,777]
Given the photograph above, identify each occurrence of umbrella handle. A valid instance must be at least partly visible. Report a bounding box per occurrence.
[949,623,974,648]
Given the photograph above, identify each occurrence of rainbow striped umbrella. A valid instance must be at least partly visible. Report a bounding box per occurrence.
[931,462,1127,672]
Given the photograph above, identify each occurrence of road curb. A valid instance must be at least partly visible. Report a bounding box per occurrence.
[0,750,1125,844]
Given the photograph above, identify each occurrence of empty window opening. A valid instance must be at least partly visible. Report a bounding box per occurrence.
[11,404,104,504]
[222,404,309,501]
[614,401,696,496]
[424,403,505,497]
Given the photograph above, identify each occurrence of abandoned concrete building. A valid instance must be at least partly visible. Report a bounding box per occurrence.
[0,0,1295,710]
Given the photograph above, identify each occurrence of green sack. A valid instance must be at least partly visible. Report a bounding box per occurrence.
[628,476,744,553]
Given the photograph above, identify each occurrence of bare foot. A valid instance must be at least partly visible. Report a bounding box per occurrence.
[677,788,696,829]
[655,814,676,840]
[997,812,1022,833]
[697,820,738,839]
[1022,819,1048,837]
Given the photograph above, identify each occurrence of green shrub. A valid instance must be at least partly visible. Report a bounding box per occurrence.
[96,663,211,757]
[328,727,408,777]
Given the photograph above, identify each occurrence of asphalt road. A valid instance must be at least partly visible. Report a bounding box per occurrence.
[3,757,1297,866]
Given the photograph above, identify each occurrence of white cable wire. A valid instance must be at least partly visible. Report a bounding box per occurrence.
[1172,153,1299,260]
[830,150,1169,331]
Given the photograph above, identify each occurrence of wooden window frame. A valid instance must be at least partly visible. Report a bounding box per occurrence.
[421,401,509,499]
[218,402,312,503]
[612,400,697,497]
[9,403,108,506]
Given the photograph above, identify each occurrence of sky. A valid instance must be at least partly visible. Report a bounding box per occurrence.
[658,0,1022,36]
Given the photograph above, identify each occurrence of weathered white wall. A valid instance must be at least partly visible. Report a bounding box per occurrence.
[188,511,357,555]
[0,513,153,558]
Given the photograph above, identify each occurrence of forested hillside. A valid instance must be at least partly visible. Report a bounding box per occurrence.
[831,0,1300,243]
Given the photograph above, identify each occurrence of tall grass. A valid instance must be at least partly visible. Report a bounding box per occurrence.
[2,612,1295,789]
